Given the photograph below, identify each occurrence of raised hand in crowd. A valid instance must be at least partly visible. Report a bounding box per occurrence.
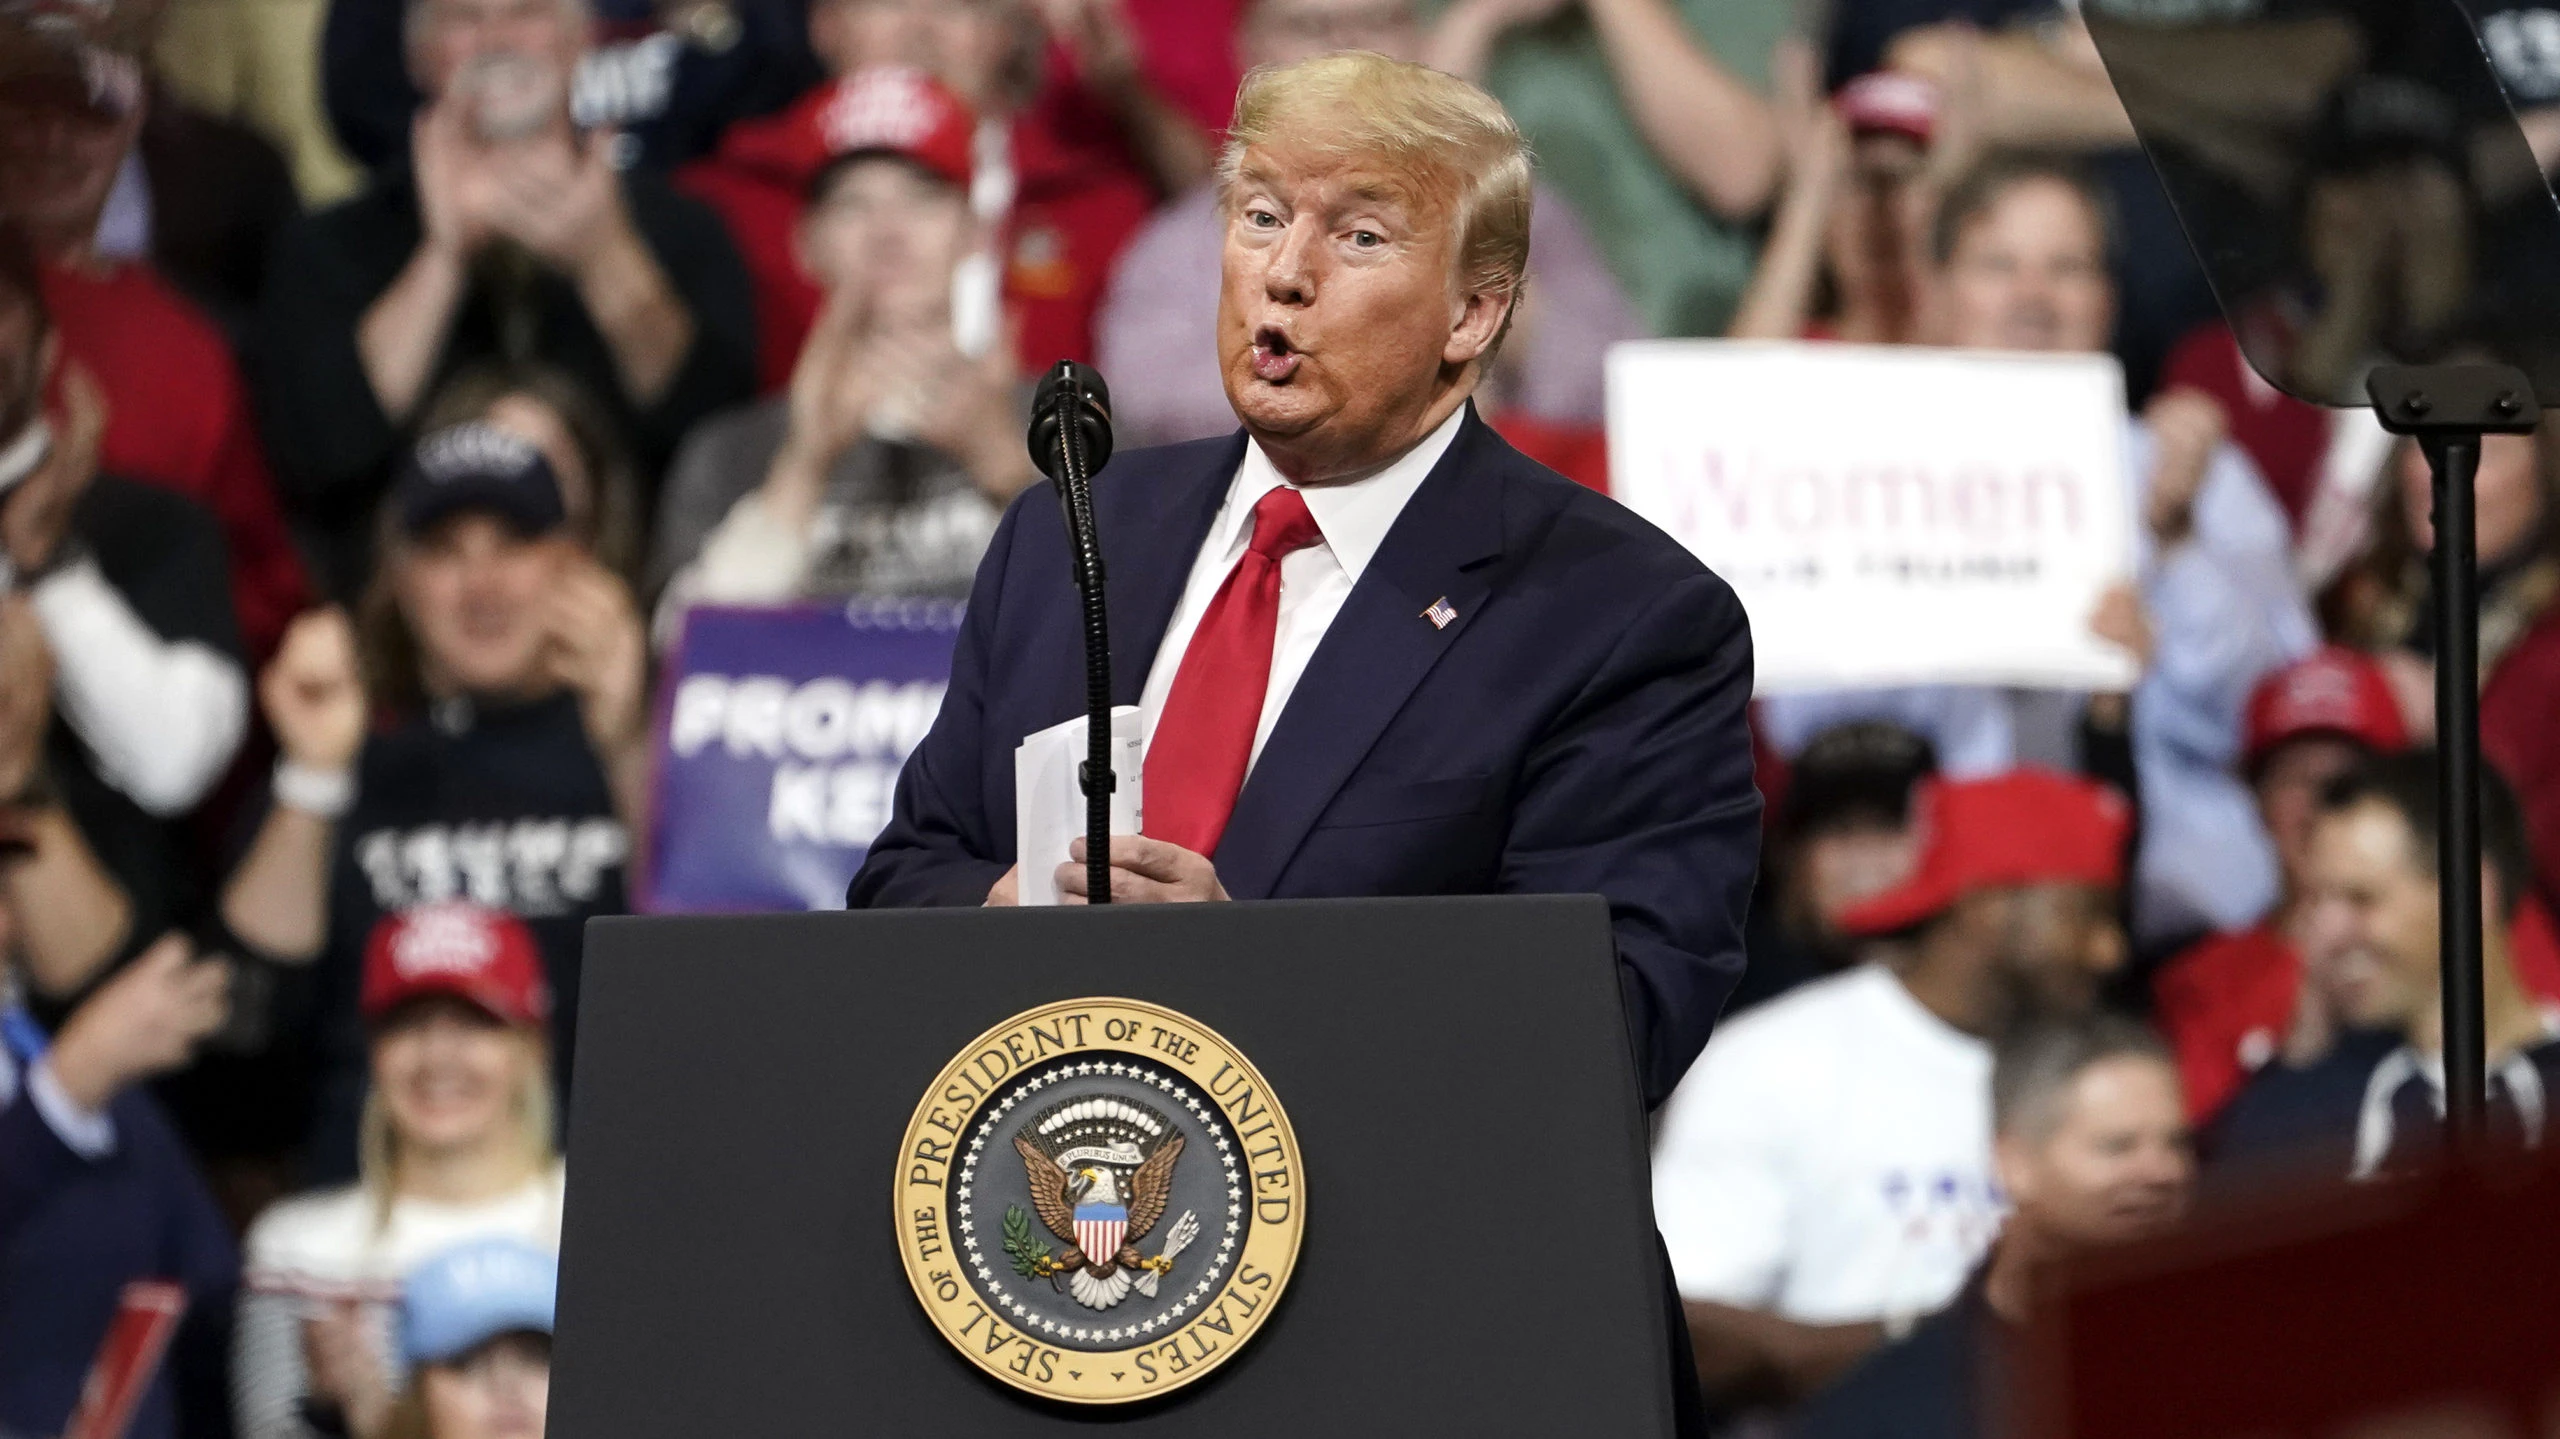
[0,589,135,999]
[1423,0,1577,84]
[224,608,368,962]
[2141,386,2229,546]
[905,327,1041,505]
[2087,580,2156,675]
[1033,0,1214,195]
[1728,40,1853,341]
[0,595,52,804]
[302,1297,394,1439]
[413,98,500,266]
[262,608,370,775]
[0,362,104,580]
[42,933,230,1116]
[541,558,652,835]
[767,284,890,527]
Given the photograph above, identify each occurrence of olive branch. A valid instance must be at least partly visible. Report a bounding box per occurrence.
[1003,1205,1057,1280]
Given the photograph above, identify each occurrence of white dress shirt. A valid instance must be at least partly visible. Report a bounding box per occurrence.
[1138,405,1467,775]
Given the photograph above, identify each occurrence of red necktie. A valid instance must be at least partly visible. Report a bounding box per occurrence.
[1145,486,1326,855]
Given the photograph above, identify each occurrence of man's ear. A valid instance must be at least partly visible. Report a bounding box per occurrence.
[1442,284,1513,368]
[1992,1131,2036,1211]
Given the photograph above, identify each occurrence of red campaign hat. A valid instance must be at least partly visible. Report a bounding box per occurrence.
[712,66,976,196]
[361,902,551,1028]
[1833,71,1937,146]
[2242,646,2410,773]
[1836,769,2132,937]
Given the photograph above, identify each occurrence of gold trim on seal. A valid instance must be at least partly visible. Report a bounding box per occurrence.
[894,997,1304,1404]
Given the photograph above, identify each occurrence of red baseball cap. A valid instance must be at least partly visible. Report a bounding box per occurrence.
[2242,646,2410,773]
[1834,72,1937,147]
[711,66,976,197]
[361,903,551,1029]
[1836,769,2132,936]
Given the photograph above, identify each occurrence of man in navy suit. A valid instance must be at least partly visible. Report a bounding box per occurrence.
[851,51,1760,1108]
[851,50,1759,1431]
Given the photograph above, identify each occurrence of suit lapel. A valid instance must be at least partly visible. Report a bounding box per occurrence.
[1098,433,1243,708]
[1213,408,1514,899]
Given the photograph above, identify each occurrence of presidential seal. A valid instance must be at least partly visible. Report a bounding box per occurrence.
[896,998,1304,1404]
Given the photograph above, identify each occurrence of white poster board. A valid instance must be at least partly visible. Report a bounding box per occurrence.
[1607,340,2143,694]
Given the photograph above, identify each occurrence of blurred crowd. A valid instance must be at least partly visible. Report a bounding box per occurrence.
[4,0,2560,1435]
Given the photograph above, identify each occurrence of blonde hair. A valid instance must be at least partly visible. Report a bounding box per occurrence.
[360,1026,557,1231]
[1218,51,1533,325]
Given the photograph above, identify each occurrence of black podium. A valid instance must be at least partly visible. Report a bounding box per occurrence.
[545,896,1681,1435]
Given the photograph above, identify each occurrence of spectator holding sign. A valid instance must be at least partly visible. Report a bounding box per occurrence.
[650,67,1034,620]
[1761,153,2314,949]
[220,421,645,1179]
[235,904,562,1439]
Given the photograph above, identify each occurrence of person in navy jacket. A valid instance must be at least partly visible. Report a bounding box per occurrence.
[848,50,1761,1115]
[850,55,1758,1431]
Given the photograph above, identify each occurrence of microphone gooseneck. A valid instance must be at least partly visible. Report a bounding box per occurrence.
[1028,361,1118,903]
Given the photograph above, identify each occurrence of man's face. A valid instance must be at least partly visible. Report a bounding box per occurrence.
[1928,178,2114,354]
[1983,881,2128,1020]
[1997,1054,2194,1251]
[812,0,1018,107]
[2254,736,2367,898]
[2399,431,2545,570]
[0,92,140,250]
[799,158,973,326]
[410,0,586,132]
[394,512,573,696]
[1794,819,1921,935]
[1219,142,1501,479]
[2300,800,2440,1031]
[1243,0,1419,68]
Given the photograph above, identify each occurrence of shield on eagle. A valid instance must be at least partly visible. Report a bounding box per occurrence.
[1073,1204,1127,1267]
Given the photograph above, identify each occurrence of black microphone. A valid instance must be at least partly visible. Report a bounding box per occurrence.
[1028,360,1115,482]
[1025,360,1119,902]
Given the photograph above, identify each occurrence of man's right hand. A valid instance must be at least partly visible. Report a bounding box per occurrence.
[260,609,368,772]
[45,934,230,1114]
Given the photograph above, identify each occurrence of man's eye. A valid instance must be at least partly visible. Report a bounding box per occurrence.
[1247,209,1280,228]
[1351,230,1383,248]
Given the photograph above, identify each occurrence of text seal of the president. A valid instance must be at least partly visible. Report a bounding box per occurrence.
[896,998,1305,1403]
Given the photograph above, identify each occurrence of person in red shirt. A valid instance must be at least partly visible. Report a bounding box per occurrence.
[2153,646,2560,1124]
[0,31,308,659]
[679,0,1214,391]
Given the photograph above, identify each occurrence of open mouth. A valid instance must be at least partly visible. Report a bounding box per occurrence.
[1250,327,1302,382]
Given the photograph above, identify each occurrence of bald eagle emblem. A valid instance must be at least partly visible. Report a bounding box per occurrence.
[1004,1097,1200,1311]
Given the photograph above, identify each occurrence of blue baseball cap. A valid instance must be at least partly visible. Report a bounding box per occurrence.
[399,1238,558,1369]
[394,422,567,540]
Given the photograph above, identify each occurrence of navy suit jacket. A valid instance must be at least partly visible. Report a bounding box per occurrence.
[849,407,1761,1105]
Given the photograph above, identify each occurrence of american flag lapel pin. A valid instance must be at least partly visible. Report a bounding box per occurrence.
[1423,597,1458,630]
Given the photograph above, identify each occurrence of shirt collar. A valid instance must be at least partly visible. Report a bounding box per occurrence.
[1222,402,1469,582]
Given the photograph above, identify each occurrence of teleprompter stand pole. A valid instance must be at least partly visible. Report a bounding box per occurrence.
[2366,363,2542,1152]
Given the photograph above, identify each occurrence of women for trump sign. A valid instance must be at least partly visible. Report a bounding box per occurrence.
[1607,340,2143,693]
[647,600,958,912]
